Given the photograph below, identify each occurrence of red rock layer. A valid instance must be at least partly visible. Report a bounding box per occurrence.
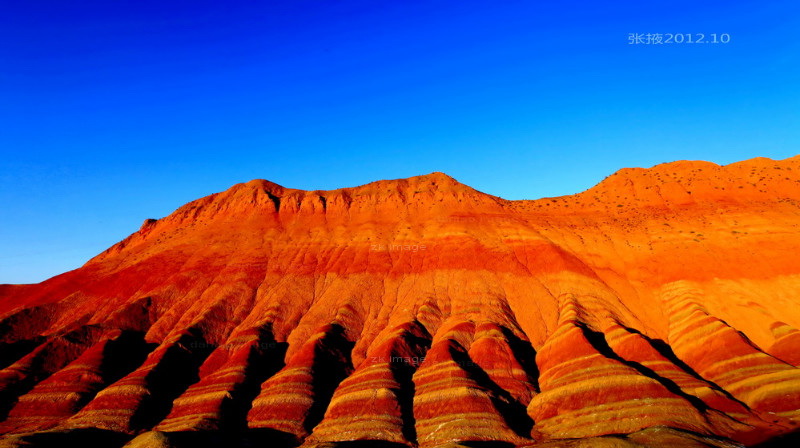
[767,321,800,366]
[0,330,147,434]
[412,320,530,447]
[302,320,429,445]
[598,319,787,444]
[0,326,104,423]
[527,294,743,440]
[246,323,354,443]
[60,330,213,433]
[662,281,800,422]
[468,322,538,411]
[155,325,284,432]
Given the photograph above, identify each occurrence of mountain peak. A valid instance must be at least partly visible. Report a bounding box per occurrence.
[232,172,462,196]
[413,171,460,183]
[342,171,478,196]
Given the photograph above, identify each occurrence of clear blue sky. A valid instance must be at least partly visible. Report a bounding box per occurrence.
[1,1,798,283]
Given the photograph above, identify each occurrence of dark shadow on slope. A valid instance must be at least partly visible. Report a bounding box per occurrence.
[449,343,535,438]
[129,330,216,431]
[577,323,711,413]
[67,330,157,413]
[265,191,282,212]
[389,321,432,444]
[0,304,59,344]
[751,429,800,447]
[2,330,155,424]
[10,428,131,448]
[102,296,158,333]
[457,441,517,448]
[244,428,299,448]
[0,325,105,422]
[99,331,155,384]
[716,316,770,354]
[0,337,44,370]
[219,326,288,433]
[499,326,540,392]
[317,442,411,448]
[623,325,751,409]
[304,323,355,434]
[393,360,421,444]
[160,429,295,448]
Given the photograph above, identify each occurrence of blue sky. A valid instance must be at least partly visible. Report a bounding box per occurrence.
[1,0,799,283]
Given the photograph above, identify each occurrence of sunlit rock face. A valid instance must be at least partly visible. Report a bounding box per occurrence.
[3,157,800,447]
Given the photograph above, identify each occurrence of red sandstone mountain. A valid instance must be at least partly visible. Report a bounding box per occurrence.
[2,156,800,447]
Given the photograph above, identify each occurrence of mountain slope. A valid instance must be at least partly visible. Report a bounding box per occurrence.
[2,157,800,447]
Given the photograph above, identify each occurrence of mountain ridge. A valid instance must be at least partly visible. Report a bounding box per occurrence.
[2,155,800,447]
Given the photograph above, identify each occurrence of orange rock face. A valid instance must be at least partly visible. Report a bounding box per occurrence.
[3,157,800,447]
